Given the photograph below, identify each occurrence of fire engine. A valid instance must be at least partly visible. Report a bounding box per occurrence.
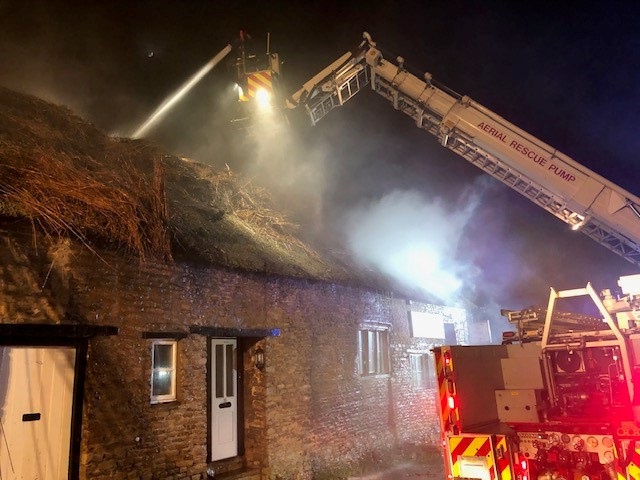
[432,279,640,480]
[283,33,640,479]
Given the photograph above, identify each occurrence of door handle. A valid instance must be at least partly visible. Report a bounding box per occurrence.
[22,413,41,422]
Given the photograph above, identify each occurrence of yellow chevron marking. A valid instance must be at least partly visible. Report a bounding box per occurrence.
[449,436,493,478]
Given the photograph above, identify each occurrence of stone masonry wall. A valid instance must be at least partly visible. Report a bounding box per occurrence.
[0,225,447,479]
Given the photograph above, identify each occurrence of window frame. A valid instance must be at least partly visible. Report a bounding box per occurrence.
[150,339,178,404]
[409,351,436,389]
[358,326,391,376]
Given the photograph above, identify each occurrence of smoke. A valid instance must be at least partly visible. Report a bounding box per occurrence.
[340,174,528,341]
[236,110,329,231]
[162,98,332,235]
[4,2,630,325]
[342,176,494,305]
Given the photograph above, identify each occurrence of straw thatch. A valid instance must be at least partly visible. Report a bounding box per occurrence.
[162,154,337,278]
[0,87,355,282]
[0,88,171,261]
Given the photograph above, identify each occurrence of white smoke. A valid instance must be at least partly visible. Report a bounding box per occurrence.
[343,177,492,304]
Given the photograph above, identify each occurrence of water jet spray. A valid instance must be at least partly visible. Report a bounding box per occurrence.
[132,44,232,139]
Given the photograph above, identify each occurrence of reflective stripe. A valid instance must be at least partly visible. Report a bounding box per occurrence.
[614,442,640,479]
[494,436,512,480]
[247,71,272,95]
[435,349,450,428]
[449,435,497,480]
[238,70,274,102]
[627,446,640,480]
[436,347,459,433]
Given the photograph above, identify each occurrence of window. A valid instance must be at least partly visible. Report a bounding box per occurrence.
[358,327,390,375]
[444,323,458,345]
[409,311,445,339]
[150,339,177,404]
[410,352,436,389]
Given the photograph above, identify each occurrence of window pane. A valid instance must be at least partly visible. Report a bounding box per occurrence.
[154,344,173,368]
[379,331,390,373]
[152,370,172,396]
[367,331,375,374]
[359,328,390,376]
[226,344,234,397]
[444,323,457,345]
[410,354,426,388]
[358,331,367,374]
[215,344,224,398]
[150,340,177,403]
[410,355,416,386]
[425,354,436,388]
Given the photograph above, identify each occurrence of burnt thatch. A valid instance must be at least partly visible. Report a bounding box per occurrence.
[0,88,171,261]
[0,87,359,283]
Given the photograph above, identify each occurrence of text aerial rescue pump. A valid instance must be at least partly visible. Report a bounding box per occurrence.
[283,32,640,480]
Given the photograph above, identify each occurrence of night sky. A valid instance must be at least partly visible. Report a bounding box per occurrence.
[2,1,640,313]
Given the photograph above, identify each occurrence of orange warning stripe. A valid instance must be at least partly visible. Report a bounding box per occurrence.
[448,435,514,480]
[436,348,459,433]
[435,350,454,480]
[494,436,512,480]
[614,442,640,480]
[450,436,491,458]
[435,350,447,416]
[435,349,450,430]
[449,435,497,480]
[247,71,272,96]
[238,70,273,102]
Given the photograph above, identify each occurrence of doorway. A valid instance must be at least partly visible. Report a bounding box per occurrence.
[210,338,238,461]
[0,346,76,480]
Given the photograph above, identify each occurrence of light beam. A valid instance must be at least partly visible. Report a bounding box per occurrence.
[132,44,232,139]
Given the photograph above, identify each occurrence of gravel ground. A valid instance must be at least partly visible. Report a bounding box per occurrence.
[348,461,443,479]
[347,450,445,480]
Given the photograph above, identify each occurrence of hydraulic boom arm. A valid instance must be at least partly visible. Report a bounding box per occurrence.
[287,32,640,266]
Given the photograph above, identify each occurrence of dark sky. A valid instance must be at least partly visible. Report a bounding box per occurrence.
[2,0,640,312]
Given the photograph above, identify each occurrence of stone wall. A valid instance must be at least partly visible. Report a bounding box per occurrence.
[0,225,451,479]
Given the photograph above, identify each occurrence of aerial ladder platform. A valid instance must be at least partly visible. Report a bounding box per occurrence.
[286,32,640,267]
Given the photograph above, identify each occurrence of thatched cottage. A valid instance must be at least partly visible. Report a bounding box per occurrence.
[0,87,469,479]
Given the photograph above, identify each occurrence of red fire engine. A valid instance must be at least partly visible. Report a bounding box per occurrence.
[434,276,640,480]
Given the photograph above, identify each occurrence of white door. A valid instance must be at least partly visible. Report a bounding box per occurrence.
[210,338,238,461]
[0,346,76,480]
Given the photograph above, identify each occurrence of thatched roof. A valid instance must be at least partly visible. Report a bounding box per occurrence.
[0,87,369,285]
